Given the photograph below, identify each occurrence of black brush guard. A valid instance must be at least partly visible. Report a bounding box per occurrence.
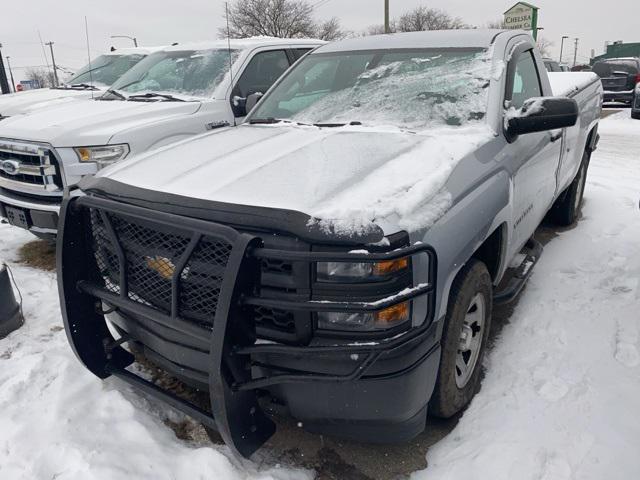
[58,194,436,458]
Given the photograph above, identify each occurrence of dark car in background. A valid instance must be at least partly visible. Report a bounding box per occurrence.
[592,57,640,104]
[543,58,563,72]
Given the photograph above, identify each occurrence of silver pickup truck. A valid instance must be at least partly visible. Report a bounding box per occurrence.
[58,30,602,457]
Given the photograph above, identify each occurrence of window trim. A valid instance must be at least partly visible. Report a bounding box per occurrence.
[504,45,543,108]
[229,48,292,118]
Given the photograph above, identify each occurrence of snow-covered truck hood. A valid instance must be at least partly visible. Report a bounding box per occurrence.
[98,123,493,236]
[0,88,100,117]
[0,99,201,147]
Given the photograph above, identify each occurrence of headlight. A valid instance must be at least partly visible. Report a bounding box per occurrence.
[74,144,129,169]
[316,257,409,283]
[317,301,410,331]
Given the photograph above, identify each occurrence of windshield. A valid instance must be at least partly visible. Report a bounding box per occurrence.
[107,49,240,100]
[250,48,492,130]
[67,54,146,87]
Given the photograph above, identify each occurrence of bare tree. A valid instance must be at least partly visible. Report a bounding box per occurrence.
[364,22,397,36]
[485,18,506,29]
[314,17,347,41]
[25,68,55,88]
[397,6,466,32]
[537,36,554,57]
[220,0,317,38]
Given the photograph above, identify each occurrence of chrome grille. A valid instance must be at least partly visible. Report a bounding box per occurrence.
[0,140,62,193]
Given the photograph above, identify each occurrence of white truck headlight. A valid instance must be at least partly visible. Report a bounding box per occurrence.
[316,258,409,283]
[74,144,129,169]
[317,302,411,331]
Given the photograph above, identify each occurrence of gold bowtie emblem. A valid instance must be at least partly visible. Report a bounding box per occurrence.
[145,256,176,279]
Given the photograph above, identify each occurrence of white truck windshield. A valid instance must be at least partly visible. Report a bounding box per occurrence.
[251,48,492,129]
[67,54,146,87]
[107,49,240,101]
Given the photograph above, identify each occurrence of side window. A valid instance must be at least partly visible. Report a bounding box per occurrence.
[235,50,291,99]
[509,51,542,109]
[293,48,313,60]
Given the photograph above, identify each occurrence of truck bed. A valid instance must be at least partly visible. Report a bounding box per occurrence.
[547,72,600,97]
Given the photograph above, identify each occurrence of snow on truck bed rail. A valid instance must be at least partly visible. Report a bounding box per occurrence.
[548,72,600,97]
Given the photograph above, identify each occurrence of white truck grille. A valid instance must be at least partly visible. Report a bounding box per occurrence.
[0,140,62,195]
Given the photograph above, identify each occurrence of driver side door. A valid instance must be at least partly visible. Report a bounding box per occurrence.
[506,48,563,251]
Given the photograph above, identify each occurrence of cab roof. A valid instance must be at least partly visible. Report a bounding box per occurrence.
[316,29,510,53]
[162,37,325,53]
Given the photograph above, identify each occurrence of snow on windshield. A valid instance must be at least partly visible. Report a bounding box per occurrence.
[252,48,494,130]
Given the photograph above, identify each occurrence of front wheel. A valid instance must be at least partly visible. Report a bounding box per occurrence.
[550,149,590,226]
[429,260,493,418]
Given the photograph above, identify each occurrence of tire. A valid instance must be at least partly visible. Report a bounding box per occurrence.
[429,259,493,418]
[550,149,590,226]
[632,111,640,120]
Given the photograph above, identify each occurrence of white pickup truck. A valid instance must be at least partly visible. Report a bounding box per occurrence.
[58,30,602,457]
[0,47,158,119]
[0,37,323,238]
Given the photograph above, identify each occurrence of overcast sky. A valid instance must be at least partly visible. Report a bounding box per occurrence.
[2,0,639,82]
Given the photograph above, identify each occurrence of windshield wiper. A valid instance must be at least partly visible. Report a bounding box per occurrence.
[100,89,127,101]
[313,121,362,127]
[127,92,186,102]
[249,117,283,124]
[68,83,100,91]
[52,84,95,91]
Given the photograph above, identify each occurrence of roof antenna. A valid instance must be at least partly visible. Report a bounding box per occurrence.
[84,16,94,99]
[225,2,237,124]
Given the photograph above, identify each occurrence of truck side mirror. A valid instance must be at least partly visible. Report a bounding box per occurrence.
[506,97,578,140]
[245,92,264,113]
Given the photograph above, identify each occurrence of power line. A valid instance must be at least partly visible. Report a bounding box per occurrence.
[311,0,333,10]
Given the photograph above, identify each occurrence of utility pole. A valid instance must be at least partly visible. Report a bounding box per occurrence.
[384,0,390,33]
[6,56,15,93]
[0,43,10,94]
[45,42,59,86]
[572,38,579,68]
[559,35,569,63]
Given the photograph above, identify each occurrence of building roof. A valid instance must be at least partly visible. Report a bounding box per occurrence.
[503,2,539,14]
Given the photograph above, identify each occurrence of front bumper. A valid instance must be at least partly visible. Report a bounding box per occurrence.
[603,90,634,104]
[0,189,60,235]
[58,194,438,457]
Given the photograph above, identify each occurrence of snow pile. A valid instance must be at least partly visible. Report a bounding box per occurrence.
[308,125,493,235]
[548,72,599,97]
[419,111,640,480]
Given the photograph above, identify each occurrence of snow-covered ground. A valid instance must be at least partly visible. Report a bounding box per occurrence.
[0,111,639,479]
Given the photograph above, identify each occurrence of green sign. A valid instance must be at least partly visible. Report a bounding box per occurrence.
[504,2,539,40]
